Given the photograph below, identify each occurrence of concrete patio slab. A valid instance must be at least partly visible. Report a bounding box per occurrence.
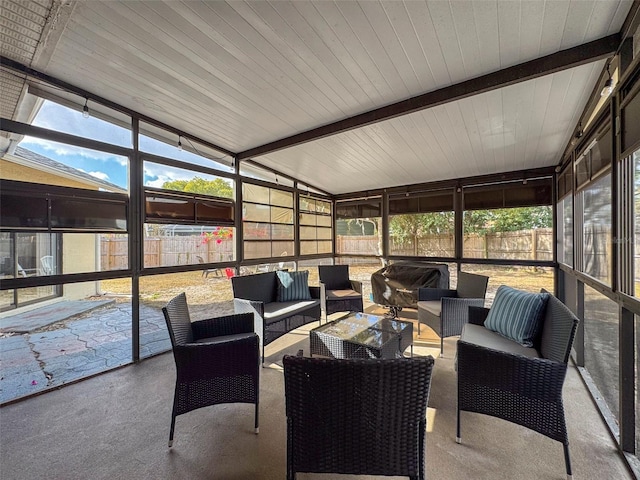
[0,335,48,403]
[0,300,115,333]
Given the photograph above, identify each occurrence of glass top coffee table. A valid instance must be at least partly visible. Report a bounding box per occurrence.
[309,312,413,359]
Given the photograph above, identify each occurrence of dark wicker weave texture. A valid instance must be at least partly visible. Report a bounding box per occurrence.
[162,293,260,447]
[318,265,364,316]
[283,355,434,480]
[232,272,321,363]
[457,293,579,478]
[417,271,488,356]
[310,317,413,359]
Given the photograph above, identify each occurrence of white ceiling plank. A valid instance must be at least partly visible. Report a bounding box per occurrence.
[403,0,450,88]
[163,1,337,131]
[519,0,545,60]
[238,1,356,114]
[520,76,554,171]
[379,1,434,93]
[312,1,395,102]
[539,0,570,55]
[497,0,521,67]
[427,1,466,83]
[336,0,411,98]
[358,0,420,94]
[1,0,633,195]
[457,96,490,173]
[561,1,598,48]
[449,0,484,79]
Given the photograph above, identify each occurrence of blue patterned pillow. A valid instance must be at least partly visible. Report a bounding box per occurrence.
[276,270,312,302]
[484,286,549,347]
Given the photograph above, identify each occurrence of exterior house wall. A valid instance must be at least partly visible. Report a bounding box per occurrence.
[62,233,98,300]
[1,159,92,190]
[1,158,100,301]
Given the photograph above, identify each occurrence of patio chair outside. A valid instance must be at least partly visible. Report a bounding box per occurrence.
[162,292,259,447]
[417,271,488,357]
[283,355,435,480]
[40,255,55,275]
[196,255,221,278]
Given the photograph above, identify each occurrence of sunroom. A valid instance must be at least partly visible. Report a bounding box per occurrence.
[0,1,639,479]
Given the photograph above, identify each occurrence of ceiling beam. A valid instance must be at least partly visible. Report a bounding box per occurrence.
[238,33,620,161]
[0,56,236,158]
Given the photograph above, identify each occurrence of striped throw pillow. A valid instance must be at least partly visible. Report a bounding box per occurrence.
[276,270,312,302]
[484,285,549,347]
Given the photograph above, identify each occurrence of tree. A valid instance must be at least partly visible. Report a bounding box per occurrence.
[162,177,233,198]
[464,207,552,234]
[389,212,454,242]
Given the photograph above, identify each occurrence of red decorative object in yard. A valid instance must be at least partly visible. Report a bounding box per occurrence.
[200,227,233,245]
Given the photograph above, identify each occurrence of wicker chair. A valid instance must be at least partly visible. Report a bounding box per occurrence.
[162,293,260,447]
[456,293,579,479]
[283,355,435,480]
[417,271,488,357]
[318,265,363,318]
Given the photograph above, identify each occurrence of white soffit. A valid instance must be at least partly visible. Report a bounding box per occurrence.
[255,61,604,194]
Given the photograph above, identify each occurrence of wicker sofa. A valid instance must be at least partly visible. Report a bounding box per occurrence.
[456,289,579,479]
[232,271,321,363]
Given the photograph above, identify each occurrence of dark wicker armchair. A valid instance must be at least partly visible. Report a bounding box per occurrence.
[162,293,260,447]
[318,265,363,318]
[456,293,579,479]
[283,355,435,480]
[417,271,488,357]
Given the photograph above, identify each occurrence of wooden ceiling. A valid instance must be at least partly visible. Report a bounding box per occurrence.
[1,1,636,194]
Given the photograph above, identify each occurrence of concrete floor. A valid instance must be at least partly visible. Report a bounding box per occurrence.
[0,312,634,480]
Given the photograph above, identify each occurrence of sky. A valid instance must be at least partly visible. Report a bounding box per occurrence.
[19,100,232,190]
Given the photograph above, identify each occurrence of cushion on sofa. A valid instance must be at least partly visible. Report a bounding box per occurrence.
[484,285,549,347]
[263,300,321,324]
[277,270,312,302]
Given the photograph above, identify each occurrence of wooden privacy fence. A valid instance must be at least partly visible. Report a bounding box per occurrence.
[101,227,622,274]
[341,229,555,261]
[463,229,553,261]
[101,237,234,269]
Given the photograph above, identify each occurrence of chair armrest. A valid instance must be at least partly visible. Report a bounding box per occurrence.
[440,298,485,337]
[192,312,254,339]
[174,334,259,380]
[456,340,568,400]
[234,298,264,317]
[468,306,490,325]
[417,288,456,301]
[349,280,363,294]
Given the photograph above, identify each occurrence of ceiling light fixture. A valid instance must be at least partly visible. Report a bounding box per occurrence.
[570,122,584,146]
[601,64,614,97]
[177,136,183,151]
[82,97,90,118]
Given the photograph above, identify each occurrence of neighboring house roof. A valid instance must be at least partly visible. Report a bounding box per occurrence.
[5,146,127,193]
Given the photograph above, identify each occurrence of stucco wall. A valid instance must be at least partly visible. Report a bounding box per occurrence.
[62,233,98,300]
